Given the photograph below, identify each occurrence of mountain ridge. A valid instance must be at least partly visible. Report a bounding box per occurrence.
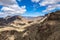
[0,11,60,40]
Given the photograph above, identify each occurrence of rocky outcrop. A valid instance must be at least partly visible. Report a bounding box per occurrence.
[0,15,22,25]
[0,15,28,26]
[0,11,60,40]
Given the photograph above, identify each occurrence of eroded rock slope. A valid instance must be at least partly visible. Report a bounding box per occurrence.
[0,11,60,40]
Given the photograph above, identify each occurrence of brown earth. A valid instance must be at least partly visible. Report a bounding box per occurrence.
[0,11,60,40]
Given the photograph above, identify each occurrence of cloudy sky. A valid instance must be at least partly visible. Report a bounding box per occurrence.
[0,0,60,17]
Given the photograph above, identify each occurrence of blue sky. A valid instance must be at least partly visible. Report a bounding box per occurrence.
[0,0,60,17]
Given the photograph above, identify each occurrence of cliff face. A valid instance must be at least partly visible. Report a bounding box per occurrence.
[0,11,60,40]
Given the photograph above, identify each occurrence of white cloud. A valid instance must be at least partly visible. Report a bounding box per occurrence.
[39,0,60,6]
[1,5,26,14]
[0,0,17,6]
[31,0,40,3]
[42,4,60,13]
[39,0,60,13]
[0,0,26,15]
[31,0,60,13]
[0,12,8,17]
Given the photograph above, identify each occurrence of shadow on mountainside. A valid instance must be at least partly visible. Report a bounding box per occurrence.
[0,11,60,40]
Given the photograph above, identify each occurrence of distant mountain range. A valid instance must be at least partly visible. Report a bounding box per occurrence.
[0,14,44,26]
[0,11,60,40]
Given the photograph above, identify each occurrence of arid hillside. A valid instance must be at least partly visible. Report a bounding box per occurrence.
[0,11,60,40]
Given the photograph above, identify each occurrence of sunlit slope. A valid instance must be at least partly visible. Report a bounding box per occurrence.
[0,11,60,40]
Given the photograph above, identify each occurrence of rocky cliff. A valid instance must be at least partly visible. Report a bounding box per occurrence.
[0,11,60,40]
